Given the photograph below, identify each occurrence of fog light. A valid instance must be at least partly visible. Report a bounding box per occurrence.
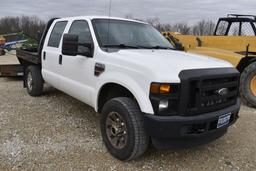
[159,100,169,111]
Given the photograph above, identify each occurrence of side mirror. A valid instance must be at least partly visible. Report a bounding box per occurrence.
[62,34,93,57]
[77,43,93,57]
[62,34,78,56]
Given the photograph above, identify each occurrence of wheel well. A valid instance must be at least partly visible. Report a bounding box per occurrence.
[97,83,136,113]
[237,57,256,72]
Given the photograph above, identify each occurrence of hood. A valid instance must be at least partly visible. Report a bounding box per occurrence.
[102,49,233,82]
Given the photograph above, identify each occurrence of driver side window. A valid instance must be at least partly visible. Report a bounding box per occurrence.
[68,20,93,53]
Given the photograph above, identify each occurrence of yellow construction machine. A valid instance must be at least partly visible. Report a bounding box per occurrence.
[163,14,256,107]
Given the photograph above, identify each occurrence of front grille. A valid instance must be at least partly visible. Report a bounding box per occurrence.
[150,68,239,116]
[187,76,239,114]
[179,68,240,116]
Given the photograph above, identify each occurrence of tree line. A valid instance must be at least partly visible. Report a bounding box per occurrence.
[0,16,45,40]
[0,15,216,40]
[131,17,216,35]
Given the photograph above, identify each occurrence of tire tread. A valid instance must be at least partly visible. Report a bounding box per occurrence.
[26,65,44,97]
[240,62,256,107]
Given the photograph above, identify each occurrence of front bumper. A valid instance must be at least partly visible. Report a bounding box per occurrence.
[144,99,240,149]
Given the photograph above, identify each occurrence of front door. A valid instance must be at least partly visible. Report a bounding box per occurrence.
[59,20,95,106]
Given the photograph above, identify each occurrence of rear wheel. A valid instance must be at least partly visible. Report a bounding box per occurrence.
[240,61,256,107]
[25,65,44,97]
[100,97,149,161]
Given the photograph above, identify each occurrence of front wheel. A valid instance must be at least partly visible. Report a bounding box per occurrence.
[240,61,256,107]
[25,65,44,97]
[100,97,149,161]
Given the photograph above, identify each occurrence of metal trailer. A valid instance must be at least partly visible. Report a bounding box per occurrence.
[0,53,23,77]
[0,33,29,77]
[0,64,23,77]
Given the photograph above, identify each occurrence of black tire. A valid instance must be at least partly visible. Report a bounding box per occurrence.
[25,65,44,97]
[240,61,256,107]
[100,97,149,161]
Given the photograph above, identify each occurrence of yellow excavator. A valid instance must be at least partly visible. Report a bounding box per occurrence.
[163,14,256,107]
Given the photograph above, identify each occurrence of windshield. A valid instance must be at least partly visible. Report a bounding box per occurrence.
[92,19,173,49]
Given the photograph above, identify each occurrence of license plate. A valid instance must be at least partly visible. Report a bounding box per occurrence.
[217,113,231,128]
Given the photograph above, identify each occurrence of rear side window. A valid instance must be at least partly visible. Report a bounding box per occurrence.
[48,21,67,48]
[68,20,93,53]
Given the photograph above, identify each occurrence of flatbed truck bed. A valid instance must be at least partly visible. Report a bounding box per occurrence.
[16,49,41,64]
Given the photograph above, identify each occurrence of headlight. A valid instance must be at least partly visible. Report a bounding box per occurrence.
[149,82,180,115]
[159,100,169,111]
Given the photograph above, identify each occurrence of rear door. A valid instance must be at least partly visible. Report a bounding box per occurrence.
[42,20,68,88]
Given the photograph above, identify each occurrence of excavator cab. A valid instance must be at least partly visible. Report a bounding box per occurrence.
[214,14,256,36]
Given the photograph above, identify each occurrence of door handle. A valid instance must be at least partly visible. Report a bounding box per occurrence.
[43,51,46,60]
[59,55,62,65]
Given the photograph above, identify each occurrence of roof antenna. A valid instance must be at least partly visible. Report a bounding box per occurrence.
[106,0,112,52]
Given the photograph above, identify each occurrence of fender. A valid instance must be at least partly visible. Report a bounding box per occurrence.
[93,72,154,114]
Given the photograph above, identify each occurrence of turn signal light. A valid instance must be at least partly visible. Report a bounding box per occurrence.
[150,83,160,94]
[160,84,171,94]
[150,83,171,94]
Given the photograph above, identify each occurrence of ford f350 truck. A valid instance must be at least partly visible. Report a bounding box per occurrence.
[16,16,240,161]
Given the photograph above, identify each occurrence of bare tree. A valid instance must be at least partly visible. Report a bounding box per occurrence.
[0,15,217,39]
[123,14,216,35]
[192,20,216,36]
[0,16,46,39]
[172,23,191,34]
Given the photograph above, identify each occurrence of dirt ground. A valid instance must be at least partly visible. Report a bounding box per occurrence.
[0,77,255,171]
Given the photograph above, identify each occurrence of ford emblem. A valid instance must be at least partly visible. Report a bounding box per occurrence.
[216,88,229,96]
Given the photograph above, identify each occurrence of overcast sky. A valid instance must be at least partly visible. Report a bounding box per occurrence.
[1,0,256,24]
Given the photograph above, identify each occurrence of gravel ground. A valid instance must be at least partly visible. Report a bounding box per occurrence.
[0,77,255,171]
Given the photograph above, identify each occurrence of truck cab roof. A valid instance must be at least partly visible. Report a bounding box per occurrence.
[55,16,148,24]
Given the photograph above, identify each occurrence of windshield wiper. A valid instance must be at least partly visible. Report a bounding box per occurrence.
[147,45,173,49]
[102,44,174,50]
[136,45,173,50]
[103,44,139,49]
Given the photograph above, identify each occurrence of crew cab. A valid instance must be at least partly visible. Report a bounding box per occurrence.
[16,16,240,161]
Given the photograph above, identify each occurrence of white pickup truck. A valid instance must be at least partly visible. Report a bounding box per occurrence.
[16,16,240,161]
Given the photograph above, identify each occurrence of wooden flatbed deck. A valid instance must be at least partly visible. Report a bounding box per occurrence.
[0,52,20,65]
[0,51,23,77]
[0,51,20,65]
